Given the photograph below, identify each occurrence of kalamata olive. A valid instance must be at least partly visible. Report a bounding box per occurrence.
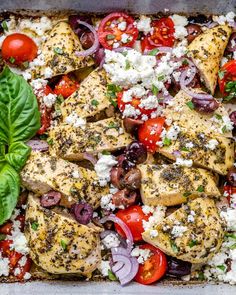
[229,111,236,127]
[80,31,95,49]
[112,189,137,208]
[123,168,141,190]
[125,141,147,164]
[17,191,28,208]
[117,154,135,171]
[94,47,105,66]
[110,166,125,189]
[71,202,93,225]
[167,256,192,277]
[40,191,61,208]
[227,167,236,186]
[188,14,211,24]
[186,24,202,43]
[123,118,143,134]
[192,97,219,113]
[68,15,92,36]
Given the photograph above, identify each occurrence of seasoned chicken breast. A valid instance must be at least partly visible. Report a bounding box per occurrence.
[61,68,112,120]
[188,25,231,94]
[49,117,133,161]
[142,198,225,263]
[139,164,220,206]
[39,21,93,77]
[25,194,101,275]
[163,89,233,138]
[21,151,108,208]
[159,128,234,175]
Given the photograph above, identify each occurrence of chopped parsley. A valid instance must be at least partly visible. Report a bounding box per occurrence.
[188,239,198,248]
[225,233,236,239]
[218,70,226,80]
[9,57,15,64]
[60,239,68,251]
[198,272,205,281]
[215,113,222,120]
[106,34,116,40]
[91,99,99,107]
[108,270,118,281]
[152,84,159,96]
[183,191,191,198]
[182,59,189,66]
[102,150,111,155]
[158,75,165,81]
[186,101,195,110]
[181,147,190,152]
[47,138,54,145]
[221,125,227,133]
[229,243,236,250]
[54,47,64,55]
[125,60,131,70]
[217,265,226,272]
[106,84,122,108]
[163,137,172,146]
[170,240,179,253]
[31,222,39,231]
[107,121,119,130]
[224,81,236,101]
[56,94,65,105]
[148,48,159,56]
[197,185,204,193]
[1,20,8,31]
[0,234,6,241]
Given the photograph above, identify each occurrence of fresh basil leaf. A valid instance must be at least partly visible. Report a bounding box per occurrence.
[5,142,31,172]
[0,67,40,145]
[0,162,20,225]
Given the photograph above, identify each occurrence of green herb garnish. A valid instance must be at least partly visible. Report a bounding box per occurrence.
[188,240,198,248]
[108,270,118,281]
[182,59,189,66]
[106,84,121,108]
[198,272,205,281]
[148,48,159,56]
[54,47,64,55]
[186,101,195,110]
[102,151,111,155]
[218,70,226,80]
[181,147,190,152]
[107,121,119,130]
[60,239,68,251]
[163,137,172,146]
[1,20,8,31]
[9,57,15,64]
[0,234,6,241]
[224,81,236,101]
[47,138,54,146]
[106,34,116,40]
[158,75,165,81]
[183,191,192,198]
[91,99,99,107]
[217,265,226,271]
[229,243,236,250]
[31,222,39,231]
[0,67,40,225]
[170,240,179,253]
[125,60,131,70]
[225,233,236,239]
[152,84,159,96]
[215,113,222,120]
[221,125,227,133]
[197,185,204,193]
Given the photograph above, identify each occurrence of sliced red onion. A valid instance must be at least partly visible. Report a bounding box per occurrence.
[94,47,105,68]
[111,247,139,286]
[82,152,97,165]
[227,32,236,52]
[27,139,49,152]
[100,214,133,253]
[180,69,213,100]
[75,20,99,57]
[205,21,218,28]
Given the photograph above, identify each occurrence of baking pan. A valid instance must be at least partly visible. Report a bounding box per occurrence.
[0,0,236,294]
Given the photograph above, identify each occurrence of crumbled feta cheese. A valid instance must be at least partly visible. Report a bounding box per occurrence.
[43,93,57,108]
[65,111,86,129]
[123,104,141,118]
[102,233,120,249]
[221,115,234,133]
[121,33,130,43]
[166,124,180,140]
[139,95,159,110]
[72,170,80,179]
[171,225,188,238]
[10,232,29,255]
[0,256,10,276]
[221,57,228,67]
[213,12,236,26]
[100,194,116,211]
[220,209,236,231]
[131,247,152,264]
[185,142,194,149]
[43,67,53,79]
[171,15,188,39]
[175,157,193,167]
[205,139,219,150]
[143,206,166,231]
[142,205,155,215]
[19,16,52,36]
[137,16,152,34]
[94,154,118,186]
[118,21,127,31]
[150,229,158,238]
[100,260,110,276]
[23,272,32,280]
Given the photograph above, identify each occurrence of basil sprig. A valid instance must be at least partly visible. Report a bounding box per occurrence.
[0,67,40,225]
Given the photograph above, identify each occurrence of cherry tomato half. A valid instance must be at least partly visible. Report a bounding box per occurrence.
[54,75,79,98]
[115,205,150,242]
[98,12,138,50]
[138,117,165,153]
[0,215,25,235]
[218,60,236,99]
[117,91,157,119]
[36,85,54,135]
[223,185,236,204]
[15,255,32,280]
[2,33,38,66]
[135,244,167,285]
[141,17,175,52]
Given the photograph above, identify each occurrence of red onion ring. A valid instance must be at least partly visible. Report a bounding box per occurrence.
[180,68,213,100]
[227,32,236,52]
[75,20,99,57]
[100,214,133,253]
[27,139,49,152]
[82,152,97,165]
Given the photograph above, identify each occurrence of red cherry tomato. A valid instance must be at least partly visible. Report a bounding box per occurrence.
[117,91,157,119]
[0,215,25,235]
[1,33,38,66]
[138,117,165,153]
[141,17,175,52]
[223,185,236,204]
[54,75,79,98]
[36,85,54,135]
[134,244,167,285]
[0,239,12,256]
[15,255,32,280]
[218,60,236,99]
[98,12,138,50]
[115,205,150,242]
